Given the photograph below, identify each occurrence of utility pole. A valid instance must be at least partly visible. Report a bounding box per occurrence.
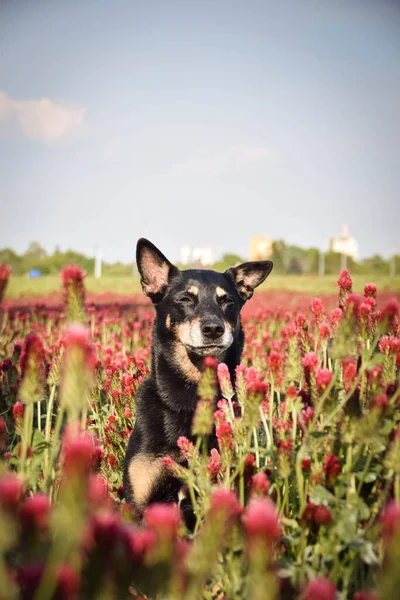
[319,249,325,276]
[95,246,102,279]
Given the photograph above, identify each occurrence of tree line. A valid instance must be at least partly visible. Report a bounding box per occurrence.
[0,241,398,277]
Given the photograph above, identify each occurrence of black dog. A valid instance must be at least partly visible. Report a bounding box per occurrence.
[123,238,273,522]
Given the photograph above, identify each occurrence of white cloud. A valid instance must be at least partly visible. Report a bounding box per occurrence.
[0,90,86,143]
[169,146,277,177]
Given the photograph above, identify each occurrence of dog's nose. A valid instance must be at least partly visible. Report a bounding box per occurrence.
[201,319,224,340]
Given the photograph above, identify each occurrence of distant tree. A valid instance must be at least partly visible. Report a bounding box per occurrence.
[212,253,244,272]
[0,248,23,275]
[271,240,287,273]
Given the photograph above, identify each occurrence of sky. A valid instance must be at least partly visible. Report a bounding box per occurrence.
[1,0,399,264]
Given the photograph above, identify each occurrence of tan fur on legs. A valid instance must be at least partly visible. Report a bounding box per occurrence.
[128,454,165,509]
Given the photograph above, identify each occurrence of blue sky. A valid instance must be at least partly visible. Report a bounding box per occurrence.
[1,0,399,263]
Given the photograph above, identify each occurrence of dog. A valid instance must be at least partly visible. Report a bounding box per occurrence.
[123,238,273,524]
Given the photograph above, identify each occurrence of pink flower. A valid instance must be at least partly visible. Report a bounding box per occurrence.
[0,264,11,300]
[216,421,235,453]
[303,352,319,373]
[338,269,352,293]
[343,359,357,391]
[20,332,46,380]
[64,324,97,375]
[217,363,234,397]
[316,368,333,391]
[207,448,222,480]
[379,336,400,355]
[250,472,270,497]
[380,500,400,543]
[242,498,281,544]
[267,352,284,377]
[311,298,325,321]
[209,487,242,520]
[364,283,377,298]
[371,393,388,411]
[20,493,51,532]
[302,577,336,600]
[177,436,196,460]
[318,323,331,341]
[63,431,97,476]
[330,307,343,328]
[0,473,24,511]
[144,503,181,540]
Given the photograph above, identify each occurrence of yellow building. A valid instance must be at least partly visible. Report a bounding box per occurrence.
[249,236,273,261]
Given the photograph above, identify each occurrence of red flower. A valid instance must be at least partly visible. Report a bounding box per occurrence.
[13,401,24,421]
[242,498,281,544]
[204,356,219,369]
[314,505,333,526]
[20,332,46,379]
[338,269,352,293]
[268,352,284,377]
[144,503,181,540]
[324,454,341,487]
[302,457,311,471]
[64,324,97,375]
[354,592,378,600]
[302,577,336,600]
[61,265,87,286]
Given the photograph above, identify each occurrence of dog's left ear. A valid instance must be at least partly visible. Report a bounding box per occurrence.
[136,238,180,303]
[225,260,273,301]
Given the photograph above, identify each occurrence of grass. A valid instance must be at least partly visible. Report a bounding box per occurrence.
[5,273,400,300]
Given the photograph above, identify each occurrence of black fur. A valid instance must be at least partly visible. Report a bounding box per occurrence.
[123,238,272,523]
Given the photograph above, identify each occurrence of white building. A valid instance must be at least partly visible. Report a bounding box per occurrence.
[330,224,359,260]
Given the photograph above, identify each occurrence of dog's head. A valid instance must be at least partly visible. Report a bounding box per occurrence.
[136,238,273,358]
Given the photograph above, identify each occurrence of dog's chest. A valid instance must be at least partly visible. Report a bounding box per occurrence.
[162,408,194,446]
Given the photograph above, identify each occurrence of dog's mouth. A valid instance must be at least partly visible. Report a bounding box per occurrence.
[185,344,228,357]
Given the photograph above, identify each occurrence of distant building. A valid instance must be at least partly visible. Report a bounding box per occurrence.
[180,245,214,267]
[249,235,273,261]
[329,224,358,260]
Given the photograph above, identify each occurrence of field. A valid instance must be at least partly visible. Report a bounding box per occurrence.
[6,273,400,300]
[1,265,400,600]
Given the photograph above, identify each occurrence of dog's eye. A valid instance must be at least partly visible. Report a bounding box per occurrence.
[177,294,197,305]
[219,296,234,307]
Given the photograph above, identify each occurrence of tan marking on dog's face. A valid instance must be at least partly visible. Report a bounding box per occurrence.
[176,318,202,347]
[187,285,199,295]
[128,454,164,508]
[166,314,171,329]
[171,338,202,383]
[216,286,227,298]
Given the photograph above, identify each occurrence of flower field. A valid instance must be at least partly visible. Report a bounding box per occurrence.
[1,264,400,600]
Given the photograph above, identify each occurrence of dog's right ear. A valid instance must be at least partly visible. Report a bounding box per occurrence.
[136,238,179,303]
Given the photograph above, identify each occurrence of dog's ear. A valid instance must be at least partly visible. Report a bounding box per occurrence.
[225,260,273,301]
[136,238,179,302]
